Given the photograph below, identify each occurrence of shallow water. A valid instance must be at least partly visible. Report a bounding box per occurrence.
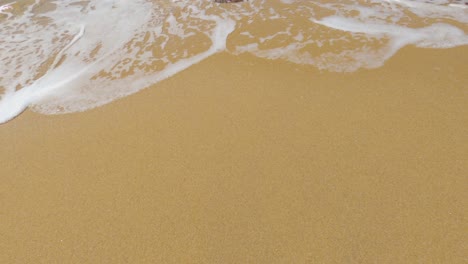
[0,0,467,123]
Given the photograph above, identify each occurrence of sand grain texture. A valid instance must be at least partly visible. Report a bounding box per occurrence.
[1,47,467,263]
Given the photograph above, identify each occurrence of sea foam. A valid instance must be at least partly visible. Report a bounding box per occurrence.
[0,0,467,123]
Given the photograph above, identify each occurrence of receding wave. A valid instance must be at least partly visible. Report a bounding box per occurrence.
[0,0,467,123]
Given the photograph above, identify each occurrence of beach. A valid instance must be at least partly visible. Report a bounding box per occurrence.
[1,44,467,262]
[1,0,468,262]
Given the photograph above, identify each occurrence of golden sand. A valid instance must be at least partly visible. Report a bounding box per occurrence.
[1,46,467,263]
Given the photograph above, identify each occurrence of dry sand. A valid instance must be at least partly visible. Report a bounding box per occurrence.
[1,47,467,263]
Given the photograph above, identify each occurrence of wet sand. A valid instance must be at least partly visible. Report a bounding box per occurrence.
[1,47,467,263]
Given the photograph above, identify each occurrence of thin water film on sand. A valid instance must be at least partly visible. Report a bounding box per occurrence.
[0,0,467,123]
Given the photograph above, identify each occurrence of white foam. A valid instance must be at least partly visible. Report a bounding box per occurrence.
[388,0,468,22]
[232,0,468,72]
[1,0,467,123]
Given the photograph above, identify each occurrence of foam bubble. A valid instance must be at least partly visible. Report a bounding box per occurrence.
[0,0,467,123]
[231,0,468,71]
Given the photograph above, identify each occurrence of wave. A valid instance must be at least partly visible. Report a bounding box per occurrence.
[0,0,467,123]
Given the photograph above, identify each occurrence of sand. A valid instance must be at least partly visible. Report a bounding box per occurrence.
[1,46,467,263]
